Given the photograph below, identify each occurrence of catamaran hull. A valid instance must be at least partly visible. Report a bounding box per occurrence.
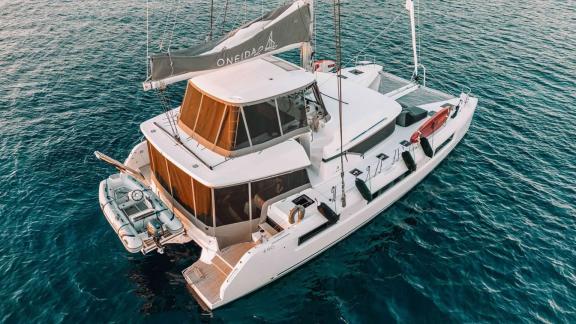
[194,97,477,310]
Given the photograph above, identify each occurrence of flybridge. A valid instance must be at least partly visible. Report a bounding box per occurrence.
[143,0,313,91]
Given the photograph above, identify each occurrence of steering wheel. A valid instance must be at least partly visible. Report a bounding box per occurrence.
[130,189,144,201]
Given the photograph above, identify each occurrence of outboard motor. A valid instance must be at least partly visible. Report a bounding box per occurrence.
[146,219,165,254]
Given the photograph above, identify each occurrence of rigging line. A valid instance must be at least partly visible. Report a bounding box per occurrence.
[230,0,247,28]
[209,0,214,40]
[155,90,180,140]
[165,90,182,137]
[244,0,247,22]
[333,0,346,208]
[167,0,182,52]
[146,0,149,79]
[313,0,317,54]
[316,13,402,90]
[159,0,176,50]
[417,0,421,67]
[153,122,214,170]
[344,13,401,67]
[217,0,230,37]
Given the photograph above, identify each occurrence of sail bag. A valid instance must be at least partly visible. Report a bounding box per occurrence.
[148,1,311,85]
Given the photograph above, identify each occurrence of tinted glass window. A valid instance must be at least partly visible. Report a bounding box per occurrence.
[166,160,195,216]
[193,179,213,227]
[234,112,250,149]
[148,142,170,190]
[195,95,227,144]
[214,184,250,226]
[149,141,215,227]
[243,100,281,145]
[179,85,203,132]
[216,106,250,151]
[250,169,310,216]
[277,91,307,133]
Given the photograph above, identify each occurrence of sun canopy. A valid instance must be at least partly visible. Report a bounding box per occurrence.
[144,0,312,90]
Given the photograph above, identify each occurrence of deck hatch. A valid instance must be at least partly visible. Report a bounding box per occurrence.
[292,194,314,208]
[350,168,363,176]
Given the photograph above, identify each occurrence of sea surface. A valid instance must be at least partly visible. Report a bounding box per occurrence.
[1,0,575,322]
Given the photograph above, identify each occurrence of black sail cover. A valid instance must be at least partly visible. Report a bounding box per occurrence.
[148,1,311,84]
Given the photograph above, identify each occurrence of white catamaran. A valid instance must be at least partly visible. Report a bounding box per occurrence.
[96,0,477,310]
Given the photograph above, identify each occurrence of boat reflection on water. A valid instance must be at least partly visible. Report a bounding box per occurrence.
[127,242,201,315]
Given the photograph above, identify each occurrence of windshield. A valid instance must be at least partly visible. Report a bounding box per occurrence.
[178,83,315,156]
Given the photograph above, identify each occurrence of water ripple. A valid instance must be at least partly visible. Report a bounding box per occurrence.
[1,0,576,322]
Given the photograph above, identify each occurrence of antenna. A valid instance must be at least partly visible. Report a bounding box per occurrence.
[333,0,346,208]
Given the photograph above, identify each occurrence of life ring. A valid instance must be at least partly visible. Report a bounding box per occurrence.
[288,205,305,224]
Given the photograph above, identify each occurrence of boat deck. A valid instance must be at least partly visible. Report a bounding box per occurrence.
[378,71,455,106]
[182,242,255,308]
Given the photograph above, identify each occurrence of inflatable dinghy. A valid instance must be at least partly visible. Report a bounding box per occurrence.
[98,173,184,254]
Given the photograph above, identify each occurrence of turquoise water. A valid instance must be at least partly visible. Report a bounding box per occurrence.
[1,0,575,322]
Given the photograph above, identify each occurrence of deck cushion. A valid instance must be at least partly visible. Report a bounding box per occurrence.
[396,106,428,127]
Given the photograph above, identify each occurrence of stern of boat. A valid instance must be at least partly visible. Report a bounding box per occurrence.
[182,242,256,310]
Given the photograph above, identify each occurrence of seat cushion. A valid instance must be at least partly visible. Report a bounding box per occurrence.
[396,106,428,127]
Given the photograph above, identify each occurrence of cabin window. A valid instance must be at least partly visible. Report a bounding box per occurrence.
[149,140,309,228]
[250,169,310,217]
[148,141,213,227]
[178,82,318,155]
[167,160,195,215]
[194,95,227,144]
[147,142,170,190]
[214,184,250,226]
[179,85,203,132]
[193,178,213,227]
[178,84,253,153]
[277,91,307,133]
[216,106,250,150]
[243,99,282,145]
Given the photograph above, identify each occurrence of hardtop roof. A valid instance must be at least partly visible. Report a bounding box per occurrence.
[189,56,315,106]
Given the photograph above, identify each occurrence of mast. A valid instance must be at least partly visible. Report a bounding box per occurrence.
[334,0,346,208]
[405,0,418,79]
[301,0,314,71]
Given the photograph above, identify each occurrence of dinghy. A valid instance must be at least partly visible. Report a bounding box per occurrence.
[98,172,183,254]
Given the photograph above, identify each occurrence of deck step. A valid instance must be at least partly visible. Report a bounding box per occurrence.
[181,242,256,308]
[183,261,226,307]
[211,255,232,276]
